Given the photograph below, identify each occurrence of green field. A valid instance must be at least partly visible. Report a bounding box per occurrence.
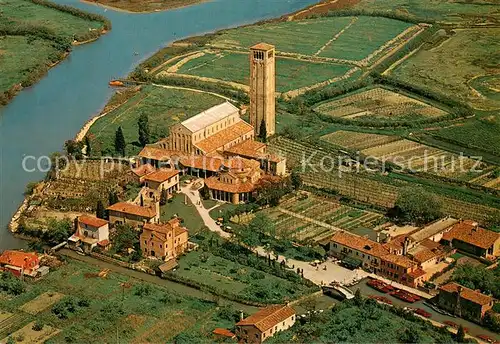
[212,17,354,55]
[317,16,413,61]
[88,86,224,156]
[0,260,234,343]
[390,28,500,110]
[432,115,500,157]
[1,0,103,38]
[160,194,205,235]
[0,36,61,94]
[350,0,500,23]
[176,52,352,92]
[173,249,317,304]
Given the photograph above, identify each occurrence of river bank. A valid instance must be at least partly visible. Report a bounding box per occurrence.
[81,0,208,13]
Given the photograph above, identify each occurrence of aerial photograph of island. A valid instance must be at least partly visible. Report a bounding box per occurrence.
[0,0,499,343]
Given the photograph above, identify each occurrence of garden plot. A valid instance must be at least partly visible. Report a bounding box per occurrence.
[321,131,489,183]
[315,87,448,122]
[1,322,60,344]
[19,292,65,315]
[264,193,384,243]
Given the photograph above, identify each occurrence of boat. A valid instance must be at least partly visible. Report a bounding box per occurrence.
[369,295,392,305]
[443,320,458,328]
[109,80,124,87]
[423,301,455,317]
[389,289,419,303]
[413,308,432,318]
[477,335,496,344]
[367,279,395,293]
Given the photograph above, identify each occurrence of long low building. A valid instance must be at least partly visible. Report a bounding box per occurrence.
[441,220,500,259]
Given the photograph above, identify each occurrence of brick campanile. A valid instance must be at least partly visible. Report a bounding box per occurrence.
[249,43,276,137]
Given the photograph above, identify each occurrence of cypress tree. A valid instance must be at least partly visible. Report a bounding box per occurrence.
[456,325,466,343]
[259,119,267,143]
[96,200,106,219]
[138,113,150,147]
[114,126,126,156]
[108,191,118,206]
[84,136,91,156]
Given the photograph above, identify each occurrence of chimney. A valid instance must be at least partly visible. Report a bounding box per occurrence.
[240,311,244,321]
[376,233,380,243]
[403,237,409,256]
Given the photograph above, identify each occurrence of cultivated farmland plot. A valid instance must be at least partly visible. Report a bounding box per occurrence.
[321,131,494,188]
[263,193,384,243]
[314,86,448,122]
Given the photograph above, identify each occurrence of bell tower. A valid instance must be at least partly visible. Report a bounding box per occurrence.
[249,43,275,138]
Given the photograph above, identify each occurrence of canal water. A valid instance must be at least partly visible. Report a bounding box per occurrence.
[0,0,319,249]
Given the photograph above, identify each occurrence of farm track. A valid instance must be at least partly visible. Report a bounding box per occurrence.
[0,313,30,339]
[314,17,358,56]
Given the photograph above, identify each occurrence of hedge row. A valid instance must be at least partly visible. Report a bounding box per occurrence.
[307,8,435,24]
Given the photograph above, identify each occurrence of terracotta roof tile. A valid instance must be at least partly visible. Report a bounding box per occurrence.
[236,305,295,332]
[408,268,426,278]
[442,220,499,249]
[78,215,108,228]
[381,253,416,269]
[439,282,494,306]
[0,251,38,269]
[107,202,157,218]
[224,140,267,159]
[143,219,187,242]
[138,147,177,161]
[194,121,254,154]
[212,328,236,338]
[131,164,156,177]
[143,169,180,183]
[251,42,275,51]
[205,176,256,193]
[330,231,389,258]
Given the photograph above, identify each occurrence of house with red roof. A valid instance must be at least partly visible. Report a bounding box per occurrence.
[107,201,160,228]
[68,215,110,253]
[236,304,295,343]
[441,220,500,259]
[140,218,188,260]
[437,282,495,321]
[0,250,40,277]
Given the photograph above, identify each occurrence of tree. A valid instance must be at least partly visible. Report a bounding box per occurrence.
[399,327,421,343]
[259,119,267,142]
[160,189,168,206]
[32,321,44,331]
[291,170,303,190]
[391,187,443,225]
[354,288,363,306]
[138,113,150,147]
[140,194,144,207]
[84,136,91,156]
[96,200,106,219]
[114,126,126,156]
[113,224,139,254]
[108,191,119,206]
[64,140,84,159]
[456,325,466,343]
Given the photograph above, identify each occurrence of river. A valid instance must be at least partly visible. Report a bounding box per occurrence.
[0,0,319,250]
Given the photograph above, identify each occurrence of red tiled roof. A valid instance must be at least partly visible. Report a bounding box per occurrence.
[224,139,267,159]
[138,146,178,161]
[442,220,499,250]
[143,219,186,241]
[194,121,254,154]
[179,156,225,173]
[143,169,180,183]
[236,305,295,332]
[330,231,389,258]
[107,202,157,218]
[131,164,155,177]
[408,268,426,279]
[78,215,108,228]
[439,282,494,306]
[381,253,416,269]
[204,176,256,193]
[0,251,38,269]
[97,240,110,247]
[251,42,275,51]
[212,328,236,338]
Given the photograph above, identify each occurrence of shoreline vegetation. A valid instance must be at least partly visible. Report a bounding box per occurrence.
[80,0,207,13]
[0,0,111,107]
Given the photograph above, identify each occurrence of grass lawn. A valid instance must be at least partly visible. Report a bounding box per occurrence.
[209,203,238,220]
[318,16,413,61]
[351,0,500,23]
[88,86,224,156]
[0,36,60,94]
[390,28,500,110]
[0,260,218,343]
[212,16,354,55]
[2,0,103,38]
[173,250,316,304]
[161,194,205,236]
[177,52,352,92]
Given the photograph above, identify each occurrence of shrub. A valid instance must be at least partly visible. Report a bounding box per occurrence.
[32,321,44,331]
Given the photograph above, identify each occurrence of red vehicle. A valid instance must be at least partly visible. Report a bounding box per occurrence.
[414,308,432,318]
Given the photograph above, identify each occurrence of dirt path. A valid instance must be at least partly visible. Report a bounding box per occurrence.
[156,71,250,92]
[149,51,202,75]
[314,17,358,56]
